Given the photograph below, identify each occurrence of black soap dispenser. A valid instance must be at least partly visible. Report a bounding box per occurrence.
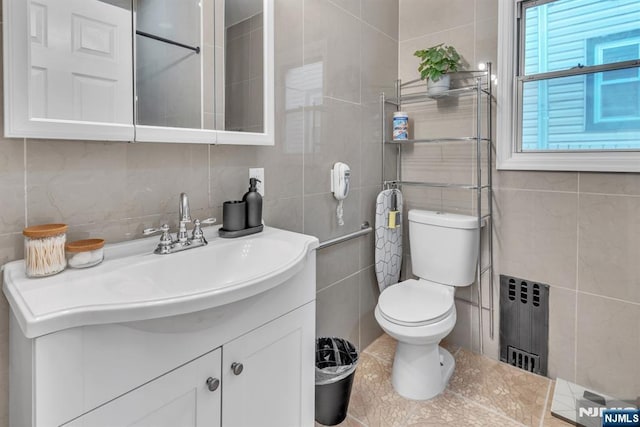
[243,178,262,228]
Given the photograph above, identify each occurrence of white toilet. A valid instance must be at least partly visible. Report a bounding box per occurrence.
[374,209,481,400]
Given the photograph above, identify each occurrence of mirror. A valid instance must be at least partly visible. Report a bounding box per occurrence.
[31,0,133,124]
[3,0,135,141]
[3,0,273,144]
[134,0,269,140]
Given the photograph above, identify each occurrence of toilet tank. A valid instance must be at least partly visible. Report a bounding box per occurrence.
[409,210,481,286]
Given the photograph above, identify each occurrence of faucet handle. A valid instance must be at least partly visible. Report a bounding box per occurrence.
[143,227,159,236]
[158,224,173,245]
[145,224,173,251]
[191,218,216,244]
[143,223,170,236]
[191,219,206,244]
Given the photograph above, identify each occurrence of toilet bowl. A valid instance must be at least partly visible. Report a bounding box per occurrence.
[374,279,457,400]
[374,209,481,400]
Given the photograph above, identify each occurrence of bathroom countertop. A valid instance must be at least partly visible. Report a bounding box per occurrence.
[3,225,319,338]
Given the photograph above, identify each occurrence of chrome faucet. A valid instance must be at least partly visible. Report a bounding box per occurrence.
[179,192,191,224]
[176,192,192,245]
[143,193,216,254]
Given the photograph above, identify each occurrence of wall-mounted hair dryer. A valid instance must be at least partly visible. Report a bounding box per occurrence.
[331,162,351,226]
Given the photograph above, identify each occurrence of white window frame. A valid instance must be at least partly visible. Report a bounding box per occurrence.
[497,0,640,172]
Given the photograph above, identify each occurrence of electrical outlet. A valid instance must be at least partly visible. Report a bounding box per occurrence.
[249,168,264,196]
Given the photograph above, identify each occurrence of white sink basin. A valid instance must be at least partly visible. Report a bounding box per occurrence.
[3,226,318,338]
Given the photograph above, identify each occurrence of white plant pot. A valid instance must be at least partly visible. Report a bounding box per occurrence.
[427,75,451,97]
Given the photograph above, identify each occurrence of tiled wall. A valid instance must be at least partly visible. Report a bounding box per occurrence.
[225,12,264,132]
[398,0,640,399]
[0,1,398,424]
[495,171,640,398]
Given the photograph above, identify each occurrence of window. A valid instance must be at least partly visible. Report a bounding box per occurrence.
[497,0,640,171]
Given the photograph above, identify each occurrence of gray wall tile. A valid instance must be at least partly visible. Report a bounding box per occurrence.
[275,0,303,71]
[0,234,23,272]
[578,194,640,303]
[361,0,398,40]
[475,17,498,70]
[494,170,578,192]
[330,0,361,18]
[263,197,303,233]
[398,0,474,42]
[316,274,360,348]
[576,293,640,397]
[359,185,380,269]
[210,145,259,206]
[446,299,472,349]
[0,234,23,340]
[304,98,362,195]
[470,306,498,358]
[359,266,383,350]
[0,140,25,234]
[547,287,576,382]
[362,104,384,149]
[579,172,640,196]
[475,0,498,22]
[360,143,382,187]
[361,23,398,104]
[304,0,361,103]
[26,139,128,226]
[304,190,362,242]
[493,189,578,290]
[124,143,210,218]
[317,238,361,291]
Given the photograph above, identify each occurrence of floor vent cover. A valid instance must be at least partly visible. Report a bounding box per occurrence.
[507,346,540,373]
[500,275,549,376]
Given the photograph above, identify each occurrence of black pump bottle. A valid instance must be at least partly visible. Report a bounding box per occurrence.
[243,178,262,228]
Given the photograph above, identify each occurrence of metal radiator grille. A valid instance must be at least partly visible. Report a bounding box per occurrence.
[500,275,549,376]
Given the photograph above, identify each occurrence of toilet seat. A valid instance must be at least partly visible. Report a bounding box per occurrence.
[378,279,454,327]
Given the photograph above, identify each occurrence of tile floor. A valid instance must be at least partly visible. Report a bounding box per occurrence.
[317,334,572,427]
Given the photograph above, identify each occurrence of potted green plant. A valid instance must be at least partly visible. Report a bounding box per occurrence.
[413,44,461,96]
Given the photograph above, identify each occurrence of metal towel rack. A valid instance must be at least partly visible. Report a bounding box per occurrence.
[318,222,372,249]
[136,30,201,54]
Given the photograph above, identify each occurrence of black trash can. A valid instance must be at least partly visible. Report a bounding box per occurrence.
[315,337,359,426]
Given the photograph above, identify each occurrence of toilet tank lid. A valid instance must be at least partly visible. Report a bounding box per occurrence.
[408,210,483,229]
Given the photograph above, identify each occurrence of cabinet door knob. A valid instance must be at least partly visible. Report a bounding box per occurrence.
[231,362,244,375]
[206,377,220,392]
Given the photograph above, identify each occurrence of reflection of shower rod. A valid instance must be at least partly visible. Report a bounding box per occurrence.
[136,30,200,54]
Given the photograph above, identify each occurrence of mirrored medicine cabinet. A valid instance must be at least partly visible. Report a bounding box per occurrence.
[2,0,274,145]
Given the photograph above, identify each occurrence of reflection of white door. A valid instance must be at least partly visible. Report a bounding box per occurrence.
[29,0,132,123]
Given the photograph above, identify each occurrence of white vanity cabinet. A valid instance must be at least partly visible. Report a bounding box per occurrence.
[64,303,315,427]
[222,304,314,427]
[4,226,318,427]
[66,349,223,427]
[10,294,315,427]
